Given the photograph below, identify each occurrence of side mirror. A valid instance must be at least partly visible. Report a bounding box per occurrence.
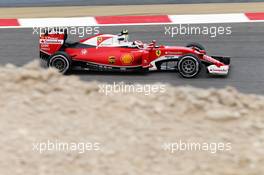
[199,50,206,55]
[152,40,156,46]
[148,40,156,49]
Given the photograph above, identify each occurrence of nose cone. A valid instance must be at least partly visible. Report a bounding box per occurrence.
[164,46,199,55]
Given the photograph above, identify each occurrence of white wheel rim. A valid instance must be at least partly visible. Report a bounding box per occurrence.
[178,56,199,77]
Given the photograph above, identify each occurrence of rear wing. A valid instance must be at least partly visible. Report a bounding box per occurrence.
[39,29,67,57]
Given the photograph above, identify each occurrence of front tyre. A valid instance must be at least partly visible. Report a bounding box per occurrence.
[48,52,71,74]
[178,54,201,78]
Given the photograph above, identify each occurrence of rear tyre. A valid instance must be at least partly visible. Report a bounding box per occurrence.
[48,51,71,74]
[178,54,201,78]
[186,42,205,52]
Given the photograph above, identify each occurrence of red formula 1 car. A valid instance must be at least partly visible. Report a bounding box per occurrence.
[39,29,230,78]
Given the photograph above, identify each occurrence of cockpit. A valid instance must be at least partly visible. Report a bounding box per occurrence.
[81,30,145,49]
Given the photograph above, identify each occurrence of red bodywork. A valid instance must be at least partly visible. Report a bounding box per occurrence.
[39,31,229,75]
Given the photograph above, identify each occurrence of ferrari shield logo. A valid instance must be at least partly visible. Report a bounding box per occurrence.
[108,56,116,64]
[97,36,103,45]
[156,50,161,57]
[121,54,134,65]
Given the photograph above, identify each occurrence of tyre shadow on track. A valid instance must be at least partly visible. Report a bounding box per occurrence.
[69,68,229,79]
[70,70,168,76]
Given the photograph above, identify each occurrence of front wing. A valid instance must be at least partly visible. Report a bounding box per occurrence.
[204,55,231,75]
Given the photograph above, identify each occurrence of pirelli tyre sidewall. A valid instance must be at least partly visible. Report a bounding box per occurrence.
[49,52,71,74]
[178,54,201,78]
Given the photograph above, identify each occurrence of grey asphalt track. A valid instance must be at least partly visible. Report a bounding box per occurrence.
[0,0,263,7]
[0,23,264,94]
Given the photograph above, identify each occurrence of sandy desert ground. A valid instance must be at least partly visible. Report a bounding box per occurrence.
[0,61,264,175]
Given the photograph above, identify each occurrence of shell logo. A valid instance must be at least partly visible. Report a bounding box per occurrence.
[121,53,134,65]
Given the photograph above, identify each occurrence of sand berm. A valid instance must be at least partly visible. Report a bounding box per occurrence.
[0,61,264,175]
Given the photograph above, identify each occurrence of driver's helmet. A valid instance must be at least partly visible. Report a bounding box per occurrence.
[118,29,129,42]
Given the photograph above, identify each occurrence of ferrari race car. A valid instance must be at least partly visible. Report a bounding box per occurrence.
[39,29,230,78]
